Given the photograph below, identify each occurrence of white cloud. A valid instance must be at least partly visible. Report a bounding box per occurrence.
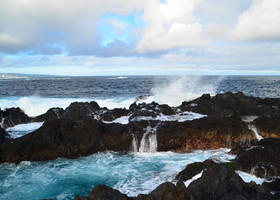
[230,0,280,41]
[135,0,210,53]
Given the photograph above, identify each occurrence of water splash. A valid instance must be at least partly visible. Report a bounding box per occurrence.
[242,116,263,141]
[142,76,224,106]
[132,124,159,153]
[132,134,138,152]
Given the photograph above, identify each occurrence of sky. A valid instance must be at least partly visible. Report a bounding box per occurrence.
[0,0,280,76]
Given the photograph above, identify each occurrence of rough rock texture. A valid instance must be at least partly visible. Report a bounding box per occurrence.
[74,185,129,200]
[180,91,280,116]
[175,159,215,181]
[0,107,30,129]
[136,181,194,200]
[32,108,65,122]
[187,164,276,200]
[156,116,254,152]
[0,102,132,164]
[0,127,9,144]
[254,116,280,139]
[262,179,280,198]
[75,164,276,200]
[235,138,280,178]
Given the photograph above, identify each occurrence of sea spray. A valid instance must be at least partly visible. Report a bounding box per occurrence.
[142,75,224,106]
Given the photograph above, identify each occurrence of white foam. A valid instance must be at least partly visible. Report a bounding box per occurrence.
[0,96,135,117]
[133,112,206,122]
[236,171,266,185]
[6,122,44,138]
[103,116,130,125]
[241,116,259,123]
[184,170,204,187]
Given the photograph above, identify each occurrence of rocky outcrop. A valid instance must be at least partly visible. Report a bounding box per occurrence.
[32,107,65,122]
[1,92,280,163]
[254,116,280,139]
[156,116,254,152]
[74,185,129,200]
[0,107,30,129]
[180,91,280,116]
[186,163,275,200]
[235,138,280,178]
[0,127,9,144]
[0,101,132,164]
[75,164,276,200]
[175,159,215,181]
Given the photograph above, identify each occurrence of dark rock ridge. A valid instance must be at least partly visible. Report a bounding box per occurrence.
[235,138,280,178]
[1,91,280,163]
[32,107,65,122]
[75,163,277,200]
[0,127,9,144]
[180,91,280,116]
[0,107,30,129]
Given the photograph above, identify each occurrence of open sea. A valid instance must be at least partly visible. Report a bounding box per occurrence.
[0,75,279,199]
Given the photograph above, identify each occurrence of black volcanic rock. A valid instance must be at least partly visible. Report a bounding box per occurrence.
[180,91,280,116]
[33,107,65,122]
[187,163,275,200]
[0,127,10,144]
[0,107,30,129]
[254,115,280,138]
[235,138,280,178]
[0,102,132,164]
[175,159,215,181]
[102,108,129,122]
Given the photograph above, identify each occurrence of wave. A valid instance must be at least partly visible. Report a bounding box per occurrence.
[0,96,135,117]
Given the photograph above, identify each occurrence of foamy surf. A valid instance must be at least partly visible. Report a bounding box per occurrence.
[6,122,44,138]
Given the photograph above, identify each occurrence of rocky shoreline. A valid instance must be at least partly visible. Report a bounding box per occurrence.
[1,91,280,199]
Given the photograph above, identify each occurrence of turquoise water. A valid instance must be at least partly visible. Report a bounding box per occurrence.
[0,149,232,200]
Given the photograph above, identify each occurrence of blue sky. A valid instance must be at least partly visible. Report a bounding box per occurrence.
[0,0,279,76]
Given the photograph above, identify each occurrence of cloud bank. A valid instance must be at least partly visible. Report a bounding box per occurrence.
[0,0,279,75]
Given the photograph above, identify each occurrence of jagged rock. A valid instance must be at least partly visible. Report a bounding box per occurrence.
[0,102,132,164]
[74,185,128,200]
[156,116,254,152]
[0,127,10,144]
[262,179,280,198]
[180,91,280,116]
[136,181,194,200]
[254,115,280,139]
[187,163,275,200]
[175,159,215,181]
[102,108,129,122]
[0,107,30,129]
[235,138,280,178]
[33,107,65,122]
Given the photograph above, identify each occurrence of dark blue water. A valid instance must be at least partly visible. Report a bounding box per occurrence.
[0,75,280,116]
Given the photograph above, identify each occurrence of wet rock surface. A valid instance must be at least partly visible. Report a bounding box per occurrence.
[77,163,278,200]
[0,107,30,129]
[235,138,280,178]
[0,92,280,164]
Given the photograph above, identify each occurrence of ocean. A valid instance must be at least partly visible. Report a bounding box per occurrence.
[0,75,279,199]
